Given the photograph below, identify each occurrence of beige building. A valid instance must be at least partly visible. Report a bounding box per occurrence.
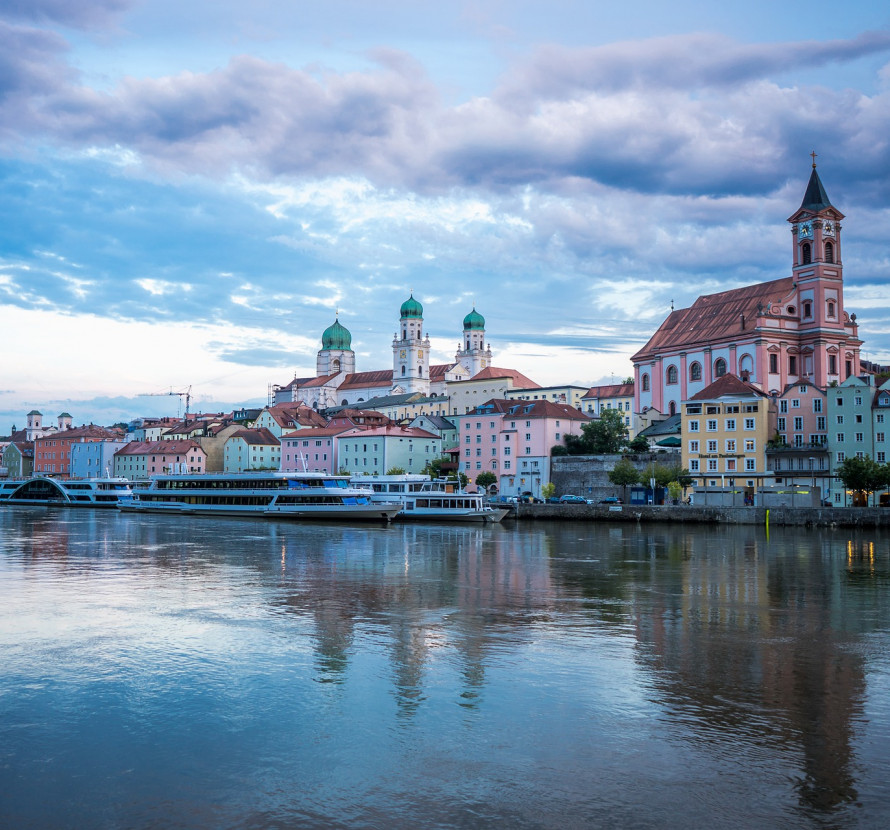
[447,367,540,416]
[681,374,775,493]
[505,385,587,410]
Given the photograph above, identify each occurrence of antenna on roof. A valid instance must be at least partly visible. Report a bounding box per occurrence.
[671,299,675,311]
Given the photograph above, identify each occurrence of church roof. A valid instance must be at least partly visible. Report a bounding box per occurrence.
[632,276,795,361]
[689,373,768,401]
[463,307,485,330]
[798,166,833,213]
[321,318,352,351]
[400,293,423,319]
[339,370,394,389]
[469,366,540,389]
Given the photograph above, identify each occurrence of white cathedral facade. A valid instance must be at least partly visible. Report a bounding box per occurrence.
[273,294,493,409]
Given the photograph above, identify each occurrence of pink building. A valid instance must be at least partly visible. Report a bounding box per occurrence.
[457,399,588,498]
[633,163,861,418]
[113,440,206,480]
[280,426,357,474]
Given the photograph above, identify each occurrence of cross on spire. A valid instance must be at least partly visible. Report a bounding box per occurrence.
[811,150,817,168]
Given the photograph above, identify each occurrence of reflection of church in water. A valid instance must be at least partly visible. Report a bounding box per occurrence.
[272,294,493,409]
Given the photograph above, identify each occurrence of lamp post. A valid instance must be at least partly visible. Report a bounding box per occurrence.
[809,456,816,503]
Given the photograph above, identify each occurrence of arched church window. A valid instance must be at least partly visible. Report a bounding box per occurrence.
[641,373,650,392]
[827,301,836,318]
[803,301,812,318]
[714,358,727,378]
[801,243,812,265]
[739,354,753,378]
[689,362,702,382]
[341,399,348,406]
[401,366,406,376]
[669,401,676,415]
[418,365,423,377]
[666,366,678,385]
[466,340,471,350]
[825,241,834,263]
[332,359,340,372]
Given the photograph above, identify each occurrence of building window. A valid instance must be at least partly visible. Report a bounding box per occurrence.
[689,420,699,432]
[825,240,834,263]
[813,398,822,413]
[778,417,786,431]
[707,420,717,432]
[837,433,845,443]
[707,439,718,453]
[794,417,803,431]
[726,439,736,453]
[689,440,699,452]
[744,418,755,430]
[641,373,650,392]
[725,419,736,431]
[666,366,678,385]
[690,459,699,472]
[828,301,836,318]
[802,242,812,264]
[689,362,701,382]
[803,301,812,318]
[714,358,727,378]
[789,355,797,375]
[828,355,837,374]
[707,459,718,472]
[856,433,864,443]
[745,458,756,471]
[769,353,778,374]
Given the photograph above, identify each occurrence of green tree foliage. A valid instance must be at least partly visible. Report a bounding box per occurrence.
[386,466,406,475]
[835,456,890,505]
[564,409,629,455]
[421,456,447,477]
[550,444,568,456]
[627,434,650,452]
[608,457,639,488]
[642,461,694,489]
[541,482,556,500]
[475,471,497,489]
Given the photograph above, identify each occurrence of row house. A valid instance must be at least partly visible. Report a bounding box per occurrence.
[254,403,327,438]
[457,399,588,498]
[113,440,206,480]
[33,425,122,477]
[505,385,588,411]
[70,439,130,479]
[280,425,355,474]
[223,428,280,472]
[340,425,441,476]
[681,375,775,494]
[129,416,182,442]
[448,367,541,416]
[1,432,33,478]
[765,380,831,500]
[579,383,635,433]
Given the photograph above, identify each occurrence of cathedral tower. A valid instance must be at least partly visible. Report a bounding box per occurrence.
[316,315,355,376]
[392,293,430,394]
[787,156,859,385]
[455,306,492,377]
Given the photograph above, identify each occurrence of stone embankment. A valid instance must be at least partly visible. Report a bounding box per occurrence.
[507,503,890,528]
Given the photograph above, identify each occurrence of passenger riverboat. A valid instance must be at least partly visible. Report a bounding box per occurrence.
[351,474,510,522]
[118,472,401,522]
[0,476,135,507]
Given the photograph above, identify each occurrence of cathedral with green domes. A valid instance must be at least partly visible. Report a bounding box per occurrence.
[274,294,492,410]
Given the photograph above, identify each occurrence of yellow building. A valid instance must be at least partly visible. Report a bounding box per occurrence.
[682,374,776,492]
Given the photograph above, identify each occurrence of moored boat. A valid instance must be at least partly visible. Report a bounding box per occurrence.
[351,474,510,522]
[0,476,136,507]
[119,471,401,522]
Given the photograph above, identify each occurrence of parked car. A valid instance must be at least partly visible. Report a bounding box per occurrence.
[559,494,587,504]
[520,491,543,503]
[546,497,561,504]
[599,497,623,504]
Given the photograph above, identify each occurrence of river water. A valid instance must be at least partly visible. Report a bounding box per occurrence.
[1,507,889,829]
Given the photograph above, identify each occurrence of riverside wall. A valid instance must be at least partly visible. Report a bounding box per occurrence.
[508,503,890,529]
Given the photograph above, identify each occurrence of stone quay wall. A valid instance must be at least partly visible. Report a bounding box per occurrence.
[508,503,890,529]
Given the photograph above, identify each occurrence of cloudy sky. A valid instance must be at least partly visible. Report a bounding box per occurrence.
[2,0,890,434]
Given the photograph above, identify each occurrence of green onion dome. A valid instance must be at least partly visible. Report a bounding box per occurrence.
[463,307,485,330]
[400,293,423,319]
[321,318,352,350]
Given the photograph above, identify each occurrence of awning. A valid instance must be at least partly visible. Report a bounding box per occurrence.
[656,436,681,447]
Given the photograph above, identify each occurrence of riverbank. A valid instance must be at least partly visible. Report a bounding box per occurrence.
[510,502,890,528]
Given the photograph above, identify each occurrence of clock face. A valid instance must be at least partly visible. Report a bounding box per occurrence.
[399,349,406,358]
[798,222,812,238]
[823,221,834,236]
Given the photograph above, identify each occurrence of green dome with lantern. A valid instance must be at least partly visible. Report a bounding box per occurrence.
[321,317,352,351]
[463,307,485,330]
[400,293,423,319]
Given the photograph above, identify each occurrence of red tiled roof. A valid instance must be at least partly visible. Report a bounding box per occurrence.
[429,363,457,380]
[230,428,280,446]
[339,370,394,389]
[351,425,440,439]
[470,399,587,420]
[689,373,769,401]
[583,383,634,399]
[468,367,540,388]
[116,439,204,456]
[632,277,796,361]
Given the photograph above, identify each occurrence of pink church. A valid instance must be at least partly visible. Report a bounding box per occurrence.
[632,162,861,418]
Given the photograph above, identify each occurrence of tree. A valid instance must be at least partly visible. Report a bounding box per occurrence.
[421,456,448,477]
[608,457,639,502]
[835,456,889,505]
[541,482,556,500]
[386,466,406,475]
[642,461,694,490]
[627,434,650,453]
[475,471,497,490]
[565,409,629,455]
[623,377,634,385]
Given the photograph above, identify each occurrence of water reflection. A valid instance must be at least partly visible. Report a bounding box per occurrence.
[1,508,889,828]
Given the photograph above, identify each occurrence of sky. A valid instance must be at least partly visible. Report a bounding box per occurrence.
[2,0,890,434]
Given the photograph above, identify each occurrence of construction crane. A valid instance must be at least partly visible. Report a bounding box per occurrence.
[139,385,192,417]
